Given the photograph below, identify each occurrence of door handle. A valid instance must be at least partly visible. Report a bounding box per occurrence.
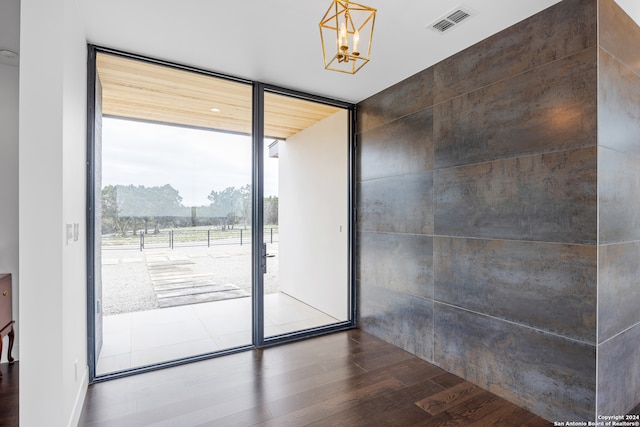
[261,243,268,274]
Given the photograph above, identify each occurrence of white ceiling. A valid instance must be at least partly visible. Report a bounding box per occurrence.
[76,0,563,103]
[1,0,565,102]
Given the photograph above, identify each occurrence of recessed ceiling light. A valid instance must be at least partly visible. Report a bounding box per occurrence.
[210,107,221,113]
[0,50,19,60]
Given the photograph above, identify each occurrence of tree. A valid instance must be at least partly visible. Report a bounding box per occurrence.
[264,195,278,225]
[208,185,251,230]
[142,184,186,233]
[101,184,187,236]
[101,184,139,236]
[239,184,252,227]
[206,185,278,229]
[101,185,122,235]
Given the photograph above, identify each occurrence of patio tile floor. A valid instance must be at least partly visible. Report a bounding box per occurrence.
[97,293,338,375]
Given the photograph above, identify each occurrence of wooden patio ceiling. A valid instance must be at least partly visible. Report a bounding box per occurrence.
[96,53,341,140]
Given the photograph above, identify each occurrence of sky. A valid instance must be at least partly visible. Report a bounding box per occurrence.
[102,117,280,206]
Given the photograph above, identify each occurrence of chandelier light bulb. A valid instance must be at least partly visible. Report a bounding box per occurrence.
[353,29,360,55]
[339,21,348,49]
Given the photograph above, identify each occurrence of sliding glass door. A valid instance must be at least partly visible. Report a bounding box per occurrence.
[88,47,354,380]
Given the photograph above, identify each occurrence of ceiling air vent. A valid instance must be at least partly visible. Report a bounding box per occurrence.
[429,6,474,34]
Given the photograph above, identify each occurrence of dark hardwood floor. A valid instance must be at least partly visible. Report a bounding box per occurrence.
[78,330,552,426]
[0,332,636,425]
[0,361,19,427]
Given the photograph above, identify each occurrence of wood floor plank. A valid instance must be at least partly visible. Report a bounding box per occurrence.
[194,404,272,427]
[466,402,540,427]
[431,371,466,389]
[424,392,505,426]
[260,378,406,426]
[264,368,404,417]
[304,378,446,427]
[311,400,434,427]
[350,345,417,372]
[384,356,449,387]
[483,406,553,427]
[251,357,367,405]
[415,381,485,415]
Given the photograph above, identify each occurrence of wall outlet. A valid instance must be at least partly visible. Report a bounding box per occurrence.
[66,224,73,245]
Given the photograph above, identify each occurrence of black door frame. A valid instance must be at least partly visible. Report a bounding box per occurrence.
[86,44,356,383]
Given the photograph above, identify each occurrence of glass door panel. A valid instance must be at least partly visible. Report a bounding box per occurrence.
[263,92,350,339]
[94,52,253,375]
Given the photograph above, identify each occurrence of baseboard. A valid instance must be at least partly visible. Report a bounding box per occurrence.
[68,365,89,427]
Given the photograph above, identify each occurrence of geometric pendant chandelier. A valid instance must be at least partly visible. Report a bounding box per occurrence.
[319,0,377,74]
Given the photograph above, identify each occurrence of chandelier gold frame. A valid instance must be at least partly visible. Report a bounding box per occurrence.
[319,0,376,74]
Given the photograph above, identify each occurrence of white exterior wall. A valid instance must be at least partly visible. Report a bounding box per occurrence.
[19,0,88,425]
[0,63,20,364]
[278,110,349,321]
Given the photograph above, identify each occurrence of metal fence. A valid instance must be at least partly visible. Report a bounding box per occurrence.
[102,227,278,250]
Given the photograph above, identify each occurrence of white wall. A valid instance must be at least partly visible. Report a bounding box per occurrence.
[19,0,88,425]
[0,63,19,364]
[615,0,640,26]
[278,110,349,321]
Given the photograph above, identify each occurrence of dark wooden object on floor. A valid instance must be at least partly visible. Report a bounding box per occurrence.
[79,329,552,426]
[0,274,15,378]
[0,361,18,427]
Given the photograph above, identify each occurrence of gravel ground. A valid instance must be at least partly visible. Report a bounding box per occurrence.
[100,242,279,315]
